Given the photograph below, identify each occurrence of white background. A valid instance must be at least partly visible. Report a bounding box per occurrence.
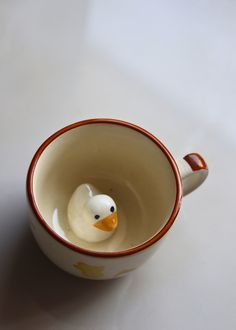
[0,1,236,329]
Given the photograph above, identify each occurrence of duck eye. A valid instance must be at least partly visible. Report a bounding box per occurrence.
[110,206,115,213]
[94,214,100,220]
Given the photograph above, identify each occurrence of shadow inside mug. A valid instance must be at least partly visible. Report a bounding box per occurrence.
[0,202,128,329]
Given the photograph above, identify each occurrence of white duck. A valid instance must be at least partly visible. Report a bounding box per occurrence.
[67,183,118,242]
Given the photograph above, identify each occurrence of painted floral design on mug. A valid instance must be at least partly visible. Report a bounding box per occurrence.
[73,261,105,278]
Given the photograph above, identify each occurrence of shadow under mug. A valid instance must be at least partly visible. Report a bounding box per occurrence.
[27,119,208,280]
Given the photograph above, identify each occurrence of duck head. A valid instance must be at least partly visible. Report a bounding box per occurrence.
[86,195,118,232]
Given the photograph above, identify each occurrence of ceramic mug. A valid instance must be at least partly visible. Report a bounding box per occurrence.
[27,119,208,280]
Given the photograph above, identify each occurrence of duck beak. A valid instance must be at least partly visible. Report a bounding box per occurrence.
[94,212,118,232]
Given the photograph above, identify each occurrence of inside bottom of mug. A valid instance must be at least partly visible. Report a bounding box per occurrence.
[32,122,178,252]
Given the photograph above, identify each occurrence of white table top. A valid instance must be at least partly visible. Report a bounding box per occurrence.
[0,1,235,329]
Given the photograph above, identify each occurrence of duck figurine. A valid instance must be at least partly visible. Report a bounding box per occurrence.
[68,183,118,243]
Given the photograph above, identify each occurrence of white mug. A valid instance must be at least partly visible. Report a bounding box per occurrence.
[27,119,208,280]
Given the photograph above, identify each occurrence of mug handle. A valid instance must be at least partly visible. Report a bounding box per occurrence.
[176,153,209,196]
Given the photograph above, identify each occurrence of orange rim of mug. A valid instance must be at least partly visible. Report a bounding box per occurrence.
[26,119,182,258]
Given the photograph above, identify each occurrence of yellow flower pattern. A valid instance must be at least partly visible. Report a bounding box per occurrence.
[73,262,105,278]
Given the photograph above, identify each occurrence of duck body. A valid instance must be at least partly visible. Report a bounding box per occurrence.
[68,183,118,242]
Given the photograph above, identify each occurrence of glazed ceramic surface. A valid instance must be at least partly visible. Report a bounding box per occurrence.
[27,119,208,280]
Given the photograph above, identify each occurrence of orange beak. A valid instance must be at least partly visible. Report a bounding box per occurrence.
[94,212,118,232]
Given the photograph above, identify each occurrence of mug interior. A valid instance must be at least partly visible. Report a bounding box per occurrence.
[32,122,179,252]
